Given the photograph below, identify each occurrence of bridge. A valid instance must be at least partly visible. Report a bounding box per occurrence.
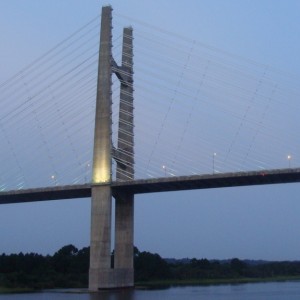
[1,5,300,290]
[1,168,300,204]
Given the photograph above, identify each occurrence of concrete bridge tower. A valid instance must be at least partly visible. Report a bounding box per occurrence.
[89,6,134,290]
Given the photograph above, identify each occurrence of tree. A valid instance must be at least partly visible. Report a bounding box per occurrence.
[52,244,78,274]
[230,258,248,276]
[134,248,171,281]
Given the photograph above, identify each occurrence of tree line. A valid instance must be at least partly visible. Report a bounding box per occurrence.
[1,244,300,289]
[0,245,89,289]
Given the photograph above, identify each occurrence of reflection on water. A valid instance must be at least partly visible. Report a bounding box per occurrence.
[89,289,135,300]
[1,282,300,299]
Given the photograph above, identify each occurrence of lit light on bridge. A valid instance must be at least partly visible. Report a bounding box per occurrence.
[287,155,292,168]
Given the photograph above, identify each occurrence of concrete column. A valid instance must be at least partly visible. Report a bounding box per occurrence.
[114,27,135,287]
[89,185,112,290]
[115,27,134,181]
[91,6,112,185]
[89,6,113,291]
[114,192,134,286]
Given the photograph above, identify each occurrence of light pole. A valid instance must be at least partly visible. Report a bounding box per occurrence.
[287,155,292,168]
[213,153,217,174]
[162,165,167,176]
[85,163,91,183]
[51,174,57,185]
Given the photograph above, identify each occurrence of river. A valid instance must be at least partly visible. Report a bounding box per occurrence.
[1,281,300,299]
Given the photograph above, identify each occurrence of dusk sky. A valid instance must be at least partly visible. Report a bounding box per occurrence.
[1,0,300,261]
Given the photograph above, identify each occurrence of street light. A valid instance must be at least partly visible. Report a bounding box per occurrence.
[162,165,167,176]
[287,155,292,168]
[213,153,217,174]
[51,175,57,185]
[85,163,91,183]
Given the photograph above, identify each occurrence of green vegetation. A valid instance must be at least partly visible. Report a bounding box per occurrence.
[1,245,300,291]
[134,253,300,286]
[0,245,89,290]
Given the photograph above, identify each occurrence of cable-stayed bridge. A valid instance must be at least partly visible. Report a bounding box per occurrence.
[1,6,300,290]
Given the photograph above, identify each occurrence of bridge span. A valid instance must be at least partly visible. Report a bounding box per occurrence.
[1,168,300,205]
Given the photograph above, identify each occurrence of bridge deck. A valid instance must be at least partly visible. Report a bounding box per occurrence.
[1,168,300,204]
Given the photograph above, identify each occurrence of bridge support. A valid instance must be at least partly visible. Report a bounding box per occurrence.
[89,185,113,290]
[89,6,134,290]
[89,5,113,290]
[114,26,134,286]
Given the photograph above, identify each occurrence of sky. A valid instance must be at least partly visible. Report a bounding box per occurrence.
[1,0,300,261]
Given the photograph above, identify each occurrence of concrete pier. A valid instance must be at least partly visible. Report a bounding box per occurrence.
[89,6,113,290]
[114,26,134,287]
[89,7,135,290]
[89,185,112,290]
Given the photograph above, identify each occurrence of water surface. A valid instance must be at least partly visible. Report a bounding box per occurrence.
[1,281,300,299]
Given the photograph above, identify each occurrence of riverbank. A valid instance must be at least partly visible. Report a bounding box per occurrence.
[135,275,300,288]
[0,287,36,294]
[2,276,300,294]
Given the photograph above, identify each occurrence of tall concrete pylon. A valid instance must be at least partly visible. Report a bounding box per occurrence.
[89,6,134,290]
[114,26,134,286]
